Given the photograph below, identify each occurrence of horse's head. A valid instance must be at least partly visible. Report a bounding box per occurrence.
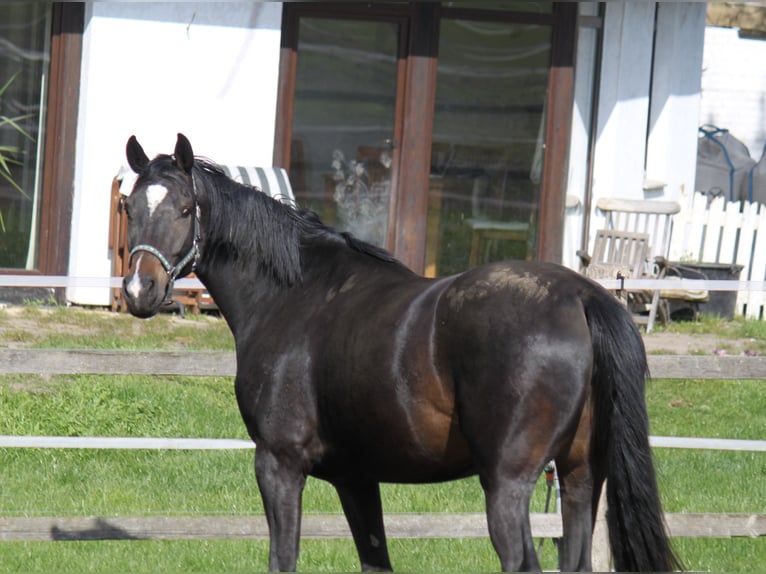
[121,133,200,318]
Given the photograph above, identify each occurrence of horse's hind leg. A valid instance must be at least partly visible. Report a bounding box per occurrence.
[555,459,594,571]
[483,473,541,572]
[334,479,392,572]
[555,403,597,572]
[482,479,540,572]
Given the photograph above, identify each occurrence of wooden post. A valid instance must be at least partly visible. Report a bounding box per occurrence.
[591,481,611,571]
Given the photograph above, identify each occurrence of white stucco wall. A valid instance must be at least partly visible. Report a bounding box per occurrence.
[572,1,657,263]
[699,25,766,160]
[645,2,706,201]
[591,2,656,206]
[68,2,282,305]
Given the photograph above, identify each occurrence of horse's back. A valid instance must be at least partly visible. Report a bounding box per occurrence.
[437,260,594,342]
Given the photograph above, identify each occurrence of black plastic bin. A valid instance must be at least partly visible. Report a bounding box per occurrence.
[666,261,744,320]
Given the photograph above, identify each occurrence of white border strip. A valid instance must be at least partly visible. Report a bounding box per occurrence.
[0,436,253,450]
[0,276,203,289]
[0,435,763,452]
[0,275,764,292]
[649,435,766,452]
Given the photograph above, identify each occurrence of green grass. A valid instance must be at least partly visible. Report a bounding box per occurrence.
[0,306,234,350]
[659,313,766,339]
[0,305,764,571]
[646,378,766,519]
[0,539,513,573]
[0,374,242,438]
[647,378,766,440]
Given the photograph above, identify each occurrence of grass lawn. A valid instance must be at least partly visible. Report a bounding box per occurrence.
[0,306,764,571]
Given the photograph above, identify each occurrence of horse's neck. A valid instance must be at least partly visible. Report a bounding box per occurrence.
[194,263,279,340]
[196,236,412,339]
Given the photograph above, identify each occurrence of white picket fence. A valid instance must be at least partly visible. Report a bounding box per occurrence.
[670,191,766,319]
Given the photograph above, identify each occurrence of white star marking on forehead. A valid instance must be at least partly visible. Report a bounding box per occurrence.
[146,184,169,218]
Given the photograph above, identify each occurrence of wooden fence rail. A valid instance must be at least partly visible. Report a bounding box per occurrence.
[2,513,765,543]
[3,348,766,379]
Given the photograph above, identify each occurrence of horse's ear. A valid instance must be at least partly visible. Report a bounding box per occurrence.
[174,133,194,174]
[126,135,149,173]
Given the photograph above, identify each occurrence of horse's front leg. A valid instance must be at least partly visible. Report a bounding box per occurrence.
[255,448,306,572]
[334,479,393,571]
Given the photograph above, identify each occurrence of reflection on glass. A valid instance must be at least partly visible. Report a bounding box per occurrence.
[0,4,50,269]
[425,19,551,277]
[290,18,398,247]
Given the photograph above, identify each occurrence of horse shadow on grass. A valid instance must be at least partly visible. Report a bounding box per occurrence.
[51,518,145,540]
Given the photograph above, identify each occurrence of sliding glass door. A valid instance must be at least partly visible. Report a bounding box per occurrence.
[276,3,575,274]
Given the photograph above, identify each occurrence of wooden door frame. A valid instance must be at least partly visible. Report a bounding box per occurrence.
[38,2,83,278]
[537,2,577,263]
[389,3,439,271]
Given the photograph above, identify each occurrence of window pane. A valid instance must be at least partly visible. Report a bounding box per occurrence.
[426,19,551,276]
[443,2,552,14]
[290,18,398,247]
[0,3,50,269]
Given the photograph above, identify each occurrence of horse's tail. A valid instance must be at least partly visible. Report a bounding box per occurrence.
[584,292,682,572]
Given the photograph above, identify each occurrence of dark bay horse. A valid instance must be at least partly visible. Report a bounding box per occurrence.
[121,133,680,572]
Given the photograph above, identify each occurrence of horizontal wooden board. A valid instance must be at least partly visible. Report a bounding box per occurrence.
[0,349,235,376]
[2,349,766,380]
[647,354,766,380]
[1,513,763,542]
[0,513,560,541]
[665,513,766,538]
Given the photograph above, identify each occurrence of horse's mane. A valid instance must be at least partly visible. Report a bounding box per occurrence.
[192,158,406,285]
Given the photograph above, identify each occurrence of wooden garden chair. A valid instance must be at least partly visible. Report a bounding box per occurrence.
[578,198,687,332]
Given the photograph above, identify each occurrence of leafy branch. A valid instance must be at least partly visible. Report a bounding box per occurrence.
[0,71,36,232]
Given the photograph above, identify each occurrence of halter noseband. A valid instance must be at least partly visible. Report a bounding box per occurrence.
[129,171,201,304]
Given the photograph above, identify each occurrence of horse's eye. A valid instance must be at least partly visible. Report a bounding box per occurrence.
[181,207,192,218]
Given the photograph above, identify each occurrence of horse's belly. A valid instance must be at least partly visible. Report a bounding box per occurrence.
[317,406,475,484]
[315,448,475,484]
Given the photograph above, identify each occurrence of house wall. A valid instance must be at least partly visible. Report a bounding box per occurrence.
[592,2,656,203]
[67,2,282,305]
[64,2,709,299]
[571,1,706,268]
[562,2,599,270]
[698,25,766,160]
[645,3,707,200]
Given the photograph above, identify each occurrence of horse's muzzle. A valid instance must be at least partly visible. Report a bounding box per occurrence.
[122,267,170,319]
